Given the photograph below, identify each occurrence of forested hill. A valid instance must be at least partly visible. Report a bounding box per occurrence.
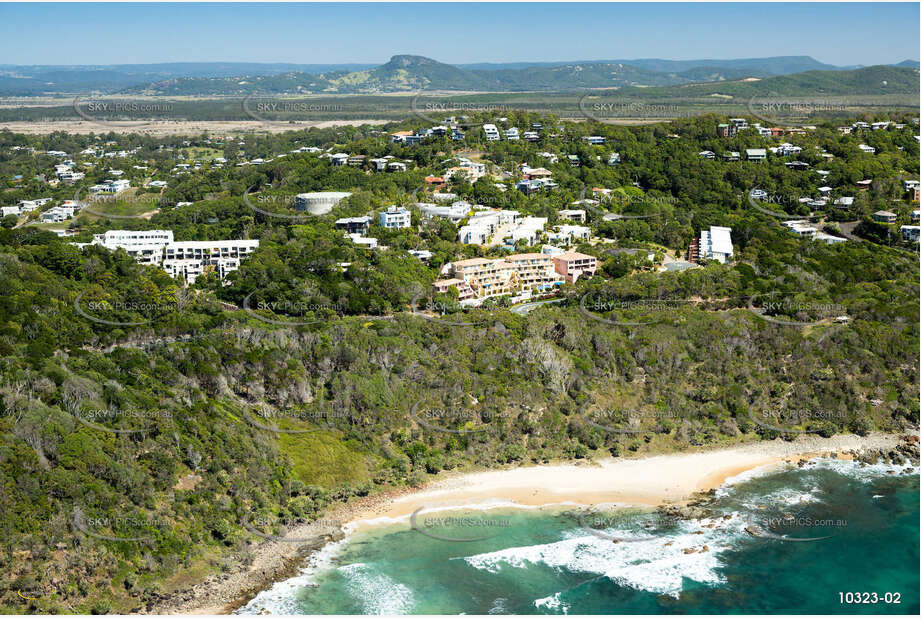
[0,112,918,613]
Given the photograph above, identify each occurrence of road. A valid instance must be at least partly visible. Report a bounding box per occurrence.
[510,298,564,315]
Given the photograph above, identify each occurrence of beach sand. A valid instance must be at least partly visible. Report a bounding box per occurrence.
[145,432,905,615]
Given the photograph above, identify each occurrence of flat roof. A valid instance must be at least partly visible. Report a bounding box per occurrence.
[709,226,733,254]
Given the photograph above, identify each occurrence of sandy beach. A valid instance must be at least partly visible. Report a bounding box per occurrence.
[144,432,910,615]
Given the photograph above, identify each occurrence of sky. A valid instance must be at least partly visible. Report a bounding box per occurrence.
[0,2,918,67]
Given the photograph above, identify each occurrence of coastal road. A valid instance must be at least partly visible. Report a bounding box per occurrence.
[511,298,563,316]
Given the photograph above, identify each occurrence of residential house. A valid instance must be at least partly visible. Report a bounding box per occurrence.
[872,210,897,223]
[900,225,920,242]
[558,208,587,223]
[335,216,372,235]
[483,124,501,141]
[379,205,412,229]
[745,149,767,161]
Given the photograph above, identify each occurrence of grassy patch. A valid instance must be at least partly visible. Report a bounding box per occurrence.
[277,429,373,487]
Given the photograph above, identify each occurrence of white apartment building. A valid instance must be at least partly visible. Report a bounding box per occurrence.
[81,230,258,283]
[507,216,547,245]
[90,179,130,194]
[417,201,472,222]
[41,205,76,223]
[379,205,412,229]
[698,226,734,263]
[483,124,500,141]
[550,224,591,245]
[457,209,520,245]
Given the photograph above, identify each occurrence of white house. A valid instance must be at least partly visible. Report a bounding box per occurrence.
[699,226,734,263]
[900,225,921,242]
[483,124,500,141]
[379,205,411,229]
[745,149,767,161]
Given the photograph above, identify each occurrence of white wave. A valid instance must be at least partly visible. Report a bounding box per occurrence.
[799,457,919,480]
[488,596,510,614]
[534,591,569,614]
[338,562,415,614]
[714,461,791,497]
[465,516,744,598]
[235,537,348,615]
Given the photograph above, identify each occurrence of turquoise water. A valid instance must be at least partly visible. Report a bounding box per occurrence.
[240,459,919,615]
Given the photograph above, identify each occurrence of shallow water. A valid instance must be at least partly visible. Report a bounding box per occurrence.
[239,459,919,615]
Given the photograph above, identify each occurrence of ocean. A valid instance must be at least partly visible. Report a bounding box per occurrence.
[238,459,919,615]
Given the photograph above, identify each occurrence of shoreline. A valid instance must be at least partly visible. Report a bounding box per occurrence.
[143,432,911,615]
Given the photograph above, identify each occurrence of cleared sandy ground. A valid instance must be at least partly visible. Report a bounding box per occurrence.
[0,118,391,135]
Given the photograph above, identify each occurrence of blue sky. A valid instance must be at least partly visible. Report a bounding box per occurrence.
[0,2,917,66]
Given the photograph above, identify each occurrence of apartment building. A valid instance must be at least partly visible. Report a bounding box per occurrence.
[698,226,734,263]
[417,201,471,222]
[79,230,259,283]
[504,253,563,293]
[552,252,598,283]
[457,209,520,245]
[379,205,412,229]
[89,179,130,194]
[435,253,563,301]
[483,124,501,141]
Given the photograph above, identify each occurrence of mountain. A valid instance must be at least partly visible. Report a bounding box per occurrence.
[894,59,921,69]
[0,62,376,96]
[324,54,487,91]
[2,56,917,97]
[458,55,847,76]
[607,65,920,100]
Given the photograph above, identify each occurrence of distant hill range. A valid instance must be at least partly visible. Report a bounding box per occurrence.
[0,55,917,96]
